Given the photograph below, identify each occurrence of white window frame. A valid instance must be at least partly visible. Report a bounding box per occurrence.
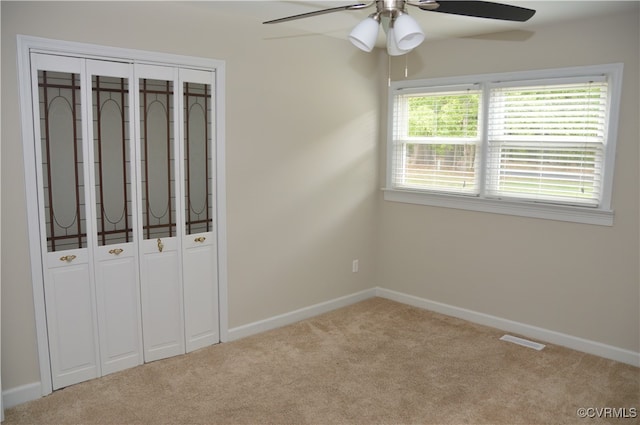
[385,64,623,226]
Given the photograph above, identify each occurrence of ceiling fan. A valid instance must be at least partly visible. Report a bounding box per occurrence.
[264,1,536,55]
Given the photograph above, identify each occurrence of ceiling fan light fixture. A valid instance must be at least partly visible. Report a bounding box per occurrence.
[393,12,425,50]
[264,1,536,55]
[348,13,381,52]
[386,27,411,56]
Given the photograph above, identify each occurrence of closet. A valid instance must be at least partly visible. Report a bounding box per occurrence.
[25,47,222,391]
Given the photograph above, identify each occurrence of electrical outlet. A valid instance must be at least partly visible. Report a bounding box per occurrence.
[352,259,359,273]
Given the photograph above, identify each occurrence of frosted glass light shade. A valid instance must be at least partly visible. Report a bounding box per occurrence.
[349,16,380,52]
[387,28,411,56]
[394,14,425,50]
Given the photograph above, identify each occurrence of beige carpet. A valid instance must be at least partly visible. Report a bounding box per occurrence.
[4,297,639,424]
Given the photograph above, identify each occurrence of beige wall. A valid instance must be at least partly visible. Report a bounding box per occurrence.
[378,9,640,352]
[1,0,638,396]
[1,2,380,390]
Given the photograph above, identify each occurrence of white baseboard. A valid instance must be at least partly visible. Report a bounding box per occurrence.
[226,288,377,341]
[2,382,42,410]
[375,287,640,367]
[4,286,636,412]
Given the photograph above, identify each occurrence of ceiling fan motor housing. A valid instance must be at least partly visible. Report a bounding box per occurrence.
[377,0,407,16]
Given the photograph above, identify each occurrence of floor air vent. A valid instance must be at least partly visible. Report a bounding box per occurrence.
[500,334,546,351]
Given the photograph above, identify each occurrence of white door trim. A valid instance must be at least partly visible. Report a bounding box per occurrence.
[16,35,228,397]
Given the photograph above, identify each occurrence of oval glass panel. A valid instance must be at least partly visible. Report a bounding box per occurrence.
[146,100,170,220]
[188,104,207,217]
[99,99,126,226]
[49,96,80,233]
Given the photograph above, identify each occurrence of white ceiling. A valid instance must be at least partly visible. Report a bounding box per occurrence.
[203,0,639,47]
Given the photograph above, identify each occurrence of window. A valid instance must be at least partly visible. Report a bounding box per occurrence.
[386,64,623,226]
[391,85,481,195]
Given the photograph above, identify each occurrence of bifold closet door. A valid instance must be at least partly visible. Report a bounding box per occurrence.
[31,54,144,389]
[180,69,219,352]
[30,53,100,390]
[136,64,186,362]
[86,60,143,376]
[29,53,221,390]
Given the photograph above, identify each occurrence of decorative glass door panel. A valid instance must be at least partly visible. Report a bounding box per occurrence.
[181,69,219,352]
[93,75,133,246]
[140,78,176,239]
[184,81,212,235]
[39,70,87,252]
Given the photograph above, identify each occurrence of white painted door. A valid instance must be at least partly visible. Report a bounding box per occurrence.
[135,64,186,362]
[44,251,100,389]
[31,53,101,389]
[86,60,144,375]
[182,235,218,351]
[93,247,142,373]
[180,69,219,351]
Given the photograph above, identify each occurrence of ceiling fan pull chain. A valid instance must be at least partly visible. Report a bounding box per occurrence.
[404,53,408,79]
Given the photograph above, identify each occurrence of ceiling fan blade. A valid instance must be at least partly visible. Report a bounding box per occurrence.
[420,1,536,22]
[263,3,371,24]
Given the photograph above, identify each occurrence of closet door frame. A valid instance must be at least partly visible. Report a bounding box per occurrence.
[17,35,228,397]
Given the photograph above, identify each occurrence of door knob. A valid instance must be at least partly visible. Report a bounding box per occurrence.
[109,248,124,255]
[194,236,206,243]
[59,255,77,262]
[157,238,164,252]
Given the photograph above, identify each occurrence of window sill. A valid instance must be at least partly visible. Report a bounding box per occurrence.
[382,188,614,226]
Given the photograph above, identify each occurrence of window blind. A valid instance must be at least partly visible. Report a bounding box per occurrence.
[486,80,608,206]
[392,88,481,194]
